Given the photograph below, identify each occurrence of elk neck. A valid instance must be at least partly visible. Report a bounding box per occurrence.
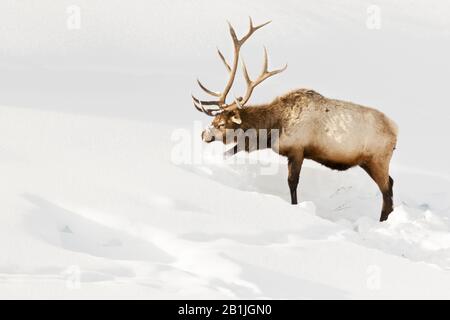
[238,103,283,132]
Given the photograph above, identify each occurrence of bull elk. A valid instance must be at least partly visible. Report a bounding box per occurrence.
[192,18,398,221]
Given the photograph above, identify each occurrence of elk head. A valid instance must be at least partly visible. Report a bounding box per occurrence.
[192,17,287,144]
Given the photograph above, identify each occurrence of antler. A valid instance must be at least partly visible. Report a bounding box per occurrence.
[191,95,222,116]
[192,17,286,116]
[193,17,271,115]
[240,47,287,106]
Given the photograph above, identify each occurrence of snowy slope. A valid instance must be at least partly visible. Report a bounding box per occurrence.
[1,0,450,299]
[1,105,450,299]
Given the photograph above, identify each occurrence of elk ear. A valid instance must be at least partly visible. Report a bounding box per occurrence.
[231,111,242,125]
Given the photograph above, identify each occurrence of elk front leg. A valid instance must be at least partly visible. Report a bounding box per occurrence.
[287,154,304,205]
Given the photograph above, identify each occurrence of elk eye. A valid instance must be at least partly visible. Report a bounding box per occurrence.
[218,123,225,128]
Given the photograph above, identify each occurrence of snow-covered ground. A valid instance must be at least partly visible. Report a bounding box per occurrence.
[1,105,450,299]
[1,0,450,299]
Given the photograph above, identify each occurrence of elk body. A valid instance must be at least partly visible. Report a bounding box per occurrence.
[192,18,398,221]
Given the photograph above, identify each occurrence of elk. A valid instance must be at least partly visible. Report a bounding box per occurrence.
[192,18,398,221]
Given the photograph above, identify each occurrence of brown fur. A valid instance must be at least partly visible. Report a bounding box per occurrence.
[202,88,398,221]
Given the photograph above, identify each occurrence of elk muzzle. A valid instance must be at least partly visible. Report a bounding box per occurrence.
[201,126,218,143]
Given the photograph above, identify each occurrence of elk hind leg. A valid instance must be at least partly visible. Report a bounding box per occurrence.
[287,154,304,205]
[361,159,394,222]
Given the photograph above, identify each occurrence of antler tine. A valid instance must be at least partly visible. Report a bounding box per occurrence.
[227,18,272,49]
[239,47,287,106]
[242,60,251,85]
[239,17,272,47]
[259,46,287,79]
[197,79,220,97]
[227,21,240,47]
[191,94,221,106]
[192,94,222,116]
[192,101,220,116]
[262,46,269,73]
[217,48,231,72]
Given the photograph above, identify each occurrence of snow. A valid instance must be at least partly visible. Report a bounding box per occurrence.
[1,105,450,299]
[1,0,450,299]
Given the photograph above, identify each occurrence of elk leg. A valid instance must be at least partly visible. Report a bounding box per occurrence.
[287,155,304,205]
[383,176,394,221]
[361,160,394,222]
